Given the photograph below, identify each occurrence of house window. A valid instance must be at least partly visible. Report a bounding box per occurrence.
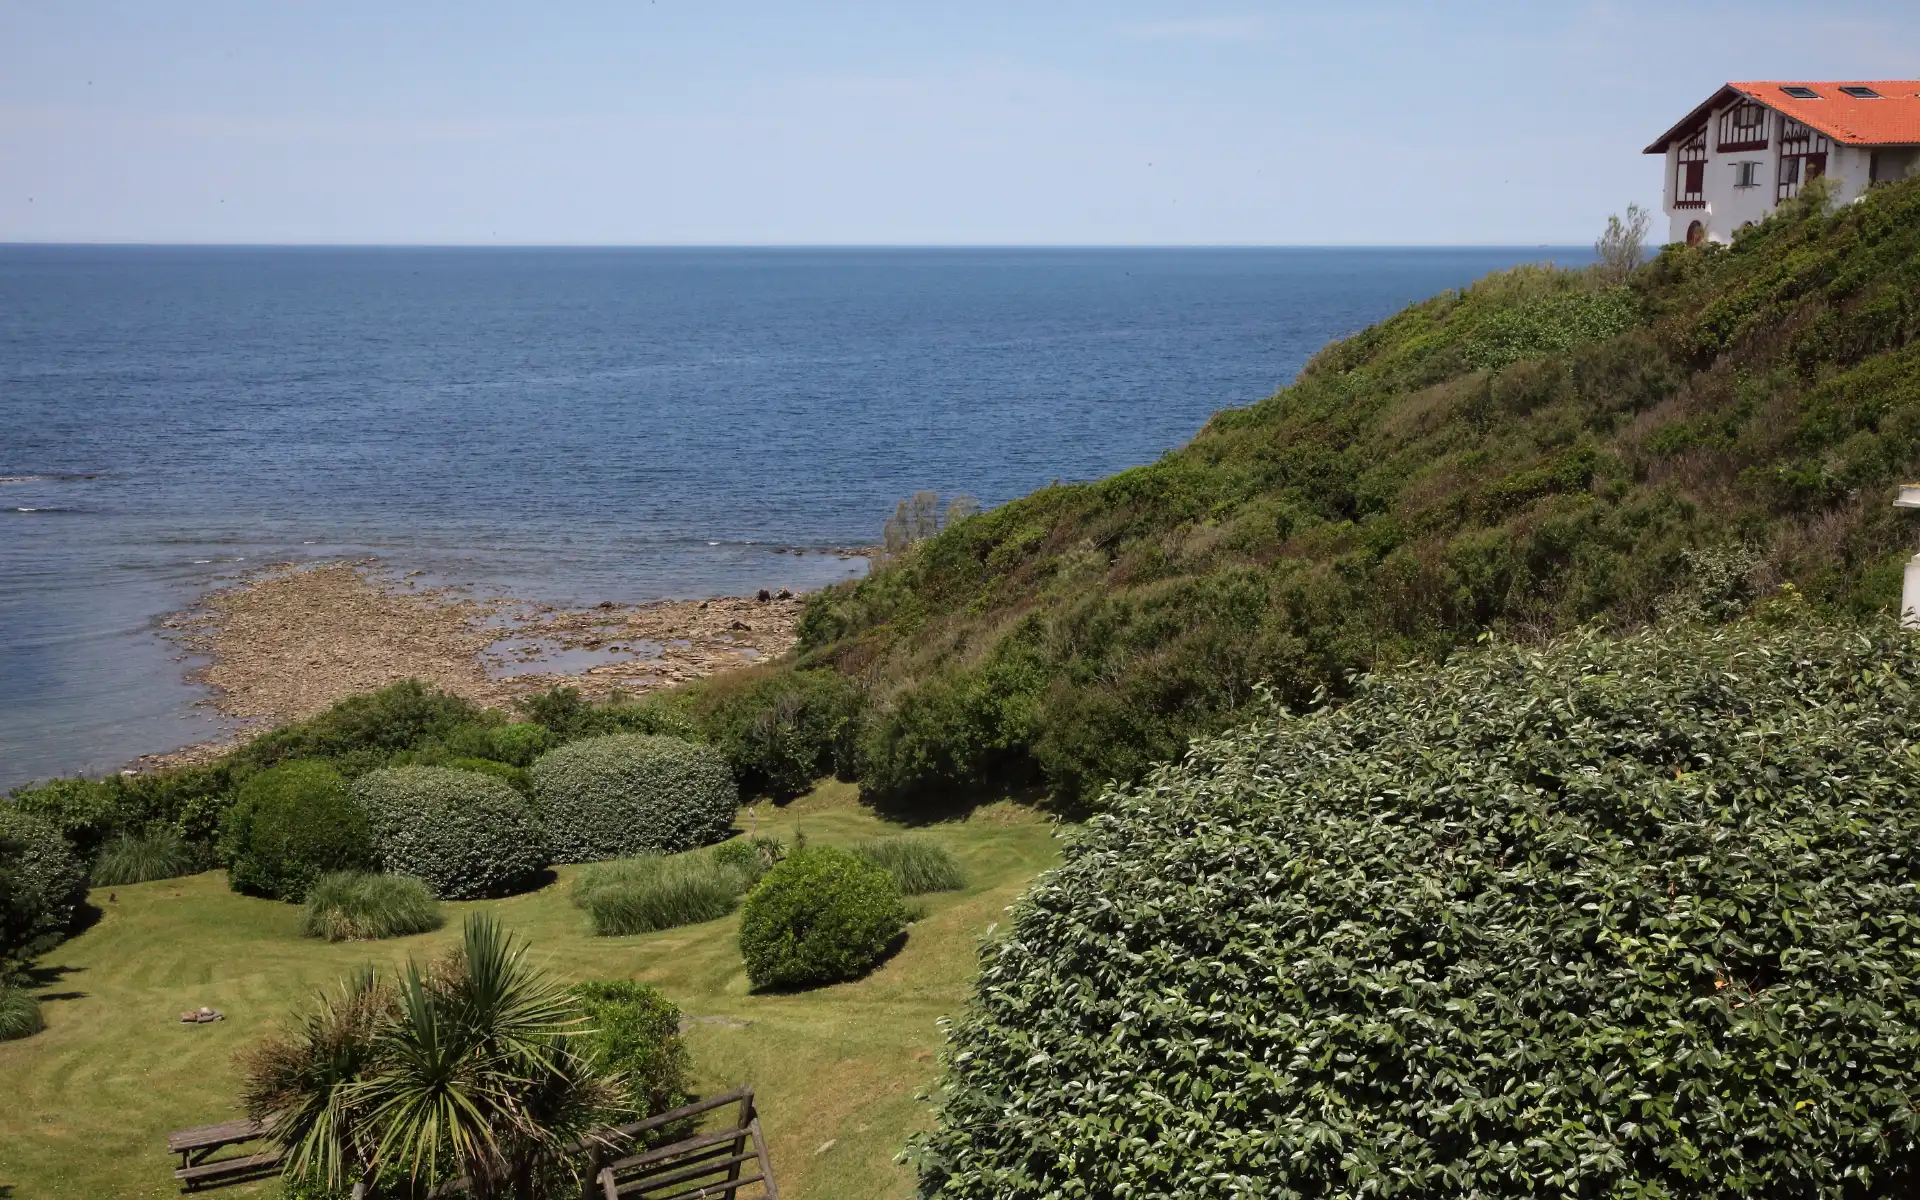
[1781,86,1820,99]
[1717,102,1770,151]
[1674,130,1707,208]
[1778,119,1831,201]
[1734,161,1762,188]
[1840,86,1882,99]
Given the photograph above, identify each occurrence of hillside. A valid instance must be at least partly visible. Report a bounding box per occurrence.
[791,177,1920,806]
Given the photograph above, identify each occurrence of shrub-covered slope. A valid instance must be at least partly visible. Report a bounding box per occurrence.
[798,180,1920,805]
[918,614,1920,1198]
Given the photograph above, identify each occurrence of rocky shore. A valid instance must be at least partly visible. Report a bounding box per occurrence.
[148,560,823,764]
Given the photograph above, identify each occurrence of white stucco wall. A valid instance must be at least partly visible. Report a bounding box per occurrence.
[1660,102,1888,245]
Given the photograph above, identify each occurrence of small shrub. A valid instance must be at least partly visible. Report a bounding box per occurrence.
[578,855,747,936]
[738,846,907,990]
[90,827,200,886]
[711,835,786,885]
[220,761,374,902]
[300,872,444,942]
[569,980,691,1116]
[531,735,737,864]
[0,805,89,967]
[355,767,548,900]
[522,686,698,742]
[0,985,43,1041]
[479,722,552,768]
[853,837,965,895]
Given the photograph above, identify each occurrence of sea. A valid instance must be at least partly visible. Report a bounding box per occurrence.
[0,245,1590,790]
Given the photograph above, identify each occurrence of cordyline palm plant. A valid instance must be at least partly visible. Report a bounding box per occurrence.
[241,914,623,1199]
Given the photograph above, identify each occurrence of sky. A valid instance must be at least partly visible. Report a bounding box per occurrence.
[2,1,1917,245]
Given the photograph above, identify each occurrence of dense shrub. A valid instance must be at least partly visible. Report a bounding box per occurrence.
[221,761,374,902]
[523,686,698,743]
[574,855,746,936]
[90,827,202,886]
[300,872,443,942]
[738,846,907,990]
[0,984,42,1041]
[355,767,548,900]
[232,679,487,772]
[568,980,691,1117]
[8,776,123,862]
[918,617,1920,1198]
[531,735,737,864]
[0,805,89,968]
[680,669,865,799]
[710,835,786,885]
[853,837,964,895]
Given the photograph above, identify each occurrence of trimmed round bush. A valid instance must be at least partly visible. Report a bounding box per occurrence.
[738,845,907,990]
[220,760,372,901]
[531,735,738,864]
[355,766,548,900]
[0,805,89,960]
[300,871,443,942]
[917,619,1920,1198]
[569,979,691,1116]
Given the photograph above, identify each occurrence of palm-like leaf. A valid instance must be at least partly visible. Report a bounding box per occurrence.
[239,967,391,1190]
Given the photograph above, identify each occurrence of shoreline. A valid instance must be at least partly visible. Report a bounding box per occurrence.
[137,559,822,769]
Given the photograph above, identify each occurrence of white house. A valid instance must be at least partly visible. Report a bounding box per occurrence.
[1645,80,1920,245]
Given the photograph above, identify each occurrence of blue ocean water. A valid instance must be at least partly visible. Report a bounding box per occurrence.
[1,245,1588,788]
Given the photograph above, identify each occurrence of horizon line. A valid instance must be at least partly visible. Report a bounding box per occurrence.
[0,240,1592,251]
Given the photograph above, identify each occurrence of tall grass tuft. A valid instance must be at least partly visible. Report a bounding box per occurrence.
[577,855,750,936]
[0,985,43,1041]
[853,837,965,895]
[90,827,200,886]
[299,872,444,942]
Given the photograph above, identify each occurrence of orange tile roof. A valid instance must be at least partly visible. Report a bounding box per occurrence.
[1645,81,1920,153]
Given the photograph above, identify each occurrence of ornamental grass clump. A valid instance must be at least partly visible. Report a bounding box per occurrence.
[90,826,200,886]
[916,617,1920,1199]
[299,872,443,942]
[738,845,907,990]
[354,766,547,900]
[0,985,42,1041]
[531,734,738,863]
[852,836,964,895]
[574,854,747,937]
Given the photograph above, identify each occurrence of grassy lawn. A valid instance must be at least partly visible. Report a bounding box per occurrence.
[0,783,1062,1199]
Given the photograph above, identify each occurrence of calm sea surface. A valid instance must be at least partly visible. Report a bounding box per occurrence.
[1,245,1588,788]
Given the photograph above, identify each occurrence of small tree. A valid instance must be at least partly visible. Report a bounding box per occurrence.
[1594,203,1651,281]
[880,491,981,563]
[243,915,620,1199]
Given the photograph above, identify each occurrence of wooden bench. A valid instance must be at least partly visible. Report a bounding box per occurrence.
[593,1087,778,1200]
[166,1117,284,1191]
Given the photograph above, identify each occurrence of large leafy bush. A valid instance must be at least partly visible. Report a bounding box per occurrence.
[0,805,88,972]
[530,734,737,864]
[221,761,375,902]
[679,668,864,799]
[919,616,1920,1198]
[568,979,691,1117]
[355,767,547,900]
[738,845,907,990]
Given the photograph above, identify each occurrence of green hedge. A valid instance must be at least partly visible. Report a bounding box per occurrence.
[530,735,737,864]
[569,979,691,1117]
[738,846,907,990]
[0,805,89,971]
[220,761,374,902]
[355,767,548,900]
[917,616,1920,1197]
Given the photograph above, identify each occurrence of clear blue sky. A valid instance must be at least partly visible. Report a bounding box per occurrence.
[2,1,1915,245]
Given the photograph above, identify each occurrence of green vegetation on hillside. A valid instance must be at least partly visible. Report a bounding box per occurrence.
[777,178,1920,805]
[919,613,1920,1197]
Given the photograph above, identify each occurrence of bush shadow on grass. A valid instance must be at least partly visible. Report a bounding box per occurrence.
[744,928,910,997]
[20,962,86,1002]
[858,781,1056,828]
